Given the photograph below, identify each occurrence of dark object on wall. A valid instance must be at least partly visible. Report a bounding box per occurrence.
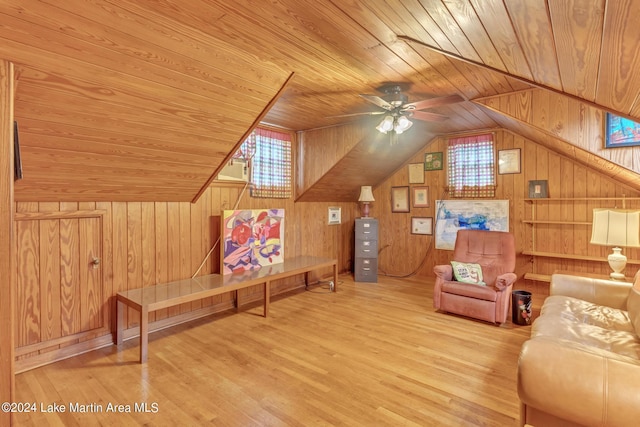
[14,121,23,180]
[528,180,548,198]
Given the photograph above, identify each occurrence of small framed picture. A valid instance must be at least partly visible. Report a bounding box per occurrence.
[528,180,549,198]
[411,217,433,235]
[605,112,640,147]
[408,163,425,184]
[424,152,443,171]
[412,186,429,208]
[391,186,410,213]
[498,148,521,174]
[328,206,341,225]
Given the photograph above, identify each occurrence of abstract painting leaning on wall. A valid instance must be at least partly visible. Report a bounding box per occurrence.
[221,209,285,274]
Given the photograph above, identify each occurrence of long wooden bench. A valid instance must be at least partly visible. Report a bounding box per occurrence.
[114,256,338,363]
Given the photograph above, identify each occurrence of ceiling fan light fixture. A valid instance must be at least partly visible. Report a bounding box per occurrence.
[386,93,408,107]
[376,115,395,134]
[341,86,459,135]
[394,116,413,134]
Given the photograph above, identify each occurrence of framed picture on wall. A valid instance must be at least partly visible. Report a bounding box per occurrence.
[528,180,549,198]
[424,152,443,171]
[411,217,433,235]
[391,186,410,213]
[605,113,640,147]
[412,186,429,208]
[498,148,521,174]
[408,163,425,183]
[328,206,341,225]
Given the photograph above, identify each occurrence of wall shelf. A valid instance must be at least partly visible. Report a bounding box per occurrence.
[523,273,551,282]
[522,220,591,225]
[523,197,640,282]
[525,197,640,202]
[522,250,640,265]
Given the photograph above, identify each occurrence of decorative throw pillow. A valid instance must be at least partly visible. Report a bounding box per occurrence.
[451,261,486,286]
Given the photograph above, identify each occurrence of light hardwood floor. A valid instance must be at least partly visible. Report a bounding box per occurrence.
[14,274,533,426]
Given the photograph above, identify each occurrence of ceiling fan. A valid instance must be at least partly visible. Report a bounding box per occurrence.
[331,83,465,134]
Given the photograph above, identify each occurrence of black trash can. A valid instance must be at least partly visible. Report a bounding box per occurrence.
[512,290,532,325]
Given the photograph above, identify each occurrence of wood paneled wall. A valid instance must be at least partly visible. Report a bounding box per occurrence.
[296,123,370,198]
[370,129,640,300]
[13,185,356,372]
[1,59,15,426]
[478,88,640,177]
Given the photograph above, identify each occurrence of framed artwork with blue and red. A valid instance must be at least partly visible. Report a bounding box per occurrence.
[605,113,640,148]
[221,209,284,274]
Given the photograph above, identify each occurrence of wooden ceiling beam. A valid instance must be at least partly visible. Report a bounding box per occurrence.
[397,35,640,124]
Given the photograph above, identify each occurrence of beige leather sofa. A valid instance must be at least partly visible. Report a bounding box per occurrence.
[517,272,640,426]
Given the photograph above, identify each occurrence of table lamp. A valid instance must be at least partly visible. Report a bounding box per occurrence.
[358,186,375,218]
[590,208,640,280]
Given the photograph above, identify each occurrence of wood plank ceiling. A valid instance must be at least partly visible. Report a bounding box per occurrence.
[1,0,639,202]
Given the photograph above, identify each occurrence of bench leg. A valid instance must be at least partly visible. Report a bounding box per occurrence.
[140,306,149,363]
[332,262,338,292]
[234,289,240,312]
[264,281,270,317]
[115,299,124,345]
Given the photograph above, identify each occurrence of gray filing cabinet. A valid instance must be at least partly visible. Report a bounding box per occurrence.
[354,218,378,282]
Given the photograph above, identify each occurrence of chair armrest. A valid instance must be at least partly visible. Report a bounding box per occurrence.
[518,337,640,426]
[495,272,517,290]
[433,265,453,281]
[550,273,632,309]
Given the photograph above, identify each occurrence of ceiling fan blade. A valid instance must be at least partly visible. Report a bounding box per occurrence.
[359,94,394,111]
[326,111,386,118]
[411,111,449,122]
[403,94,465,111]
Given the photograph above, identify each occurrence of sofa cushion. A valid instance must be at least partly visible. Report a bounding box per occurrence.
[441,280,497,302]
[531,316,640,360]
[532,295,640,360]
[626,278,640,334]
[541,295,634,332]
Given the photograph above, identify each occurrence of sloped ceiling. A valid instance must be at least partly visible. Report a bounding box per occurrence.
[475,88,640,190]
[2,1,640,202]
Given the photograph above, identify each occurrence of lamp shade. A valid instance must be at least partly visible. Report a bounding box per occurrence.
[358,186,375,202]
[394,116,413,134]
[590,209,640,247]
[376,116,394,134]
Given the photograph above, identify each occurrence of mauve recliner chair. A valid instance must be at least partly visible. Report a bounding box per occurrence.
[433,229,517,324]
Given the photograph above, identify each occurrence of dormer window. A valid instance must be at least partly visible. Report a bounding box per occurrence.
[234,127,292,198]
[447,133,496,198]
